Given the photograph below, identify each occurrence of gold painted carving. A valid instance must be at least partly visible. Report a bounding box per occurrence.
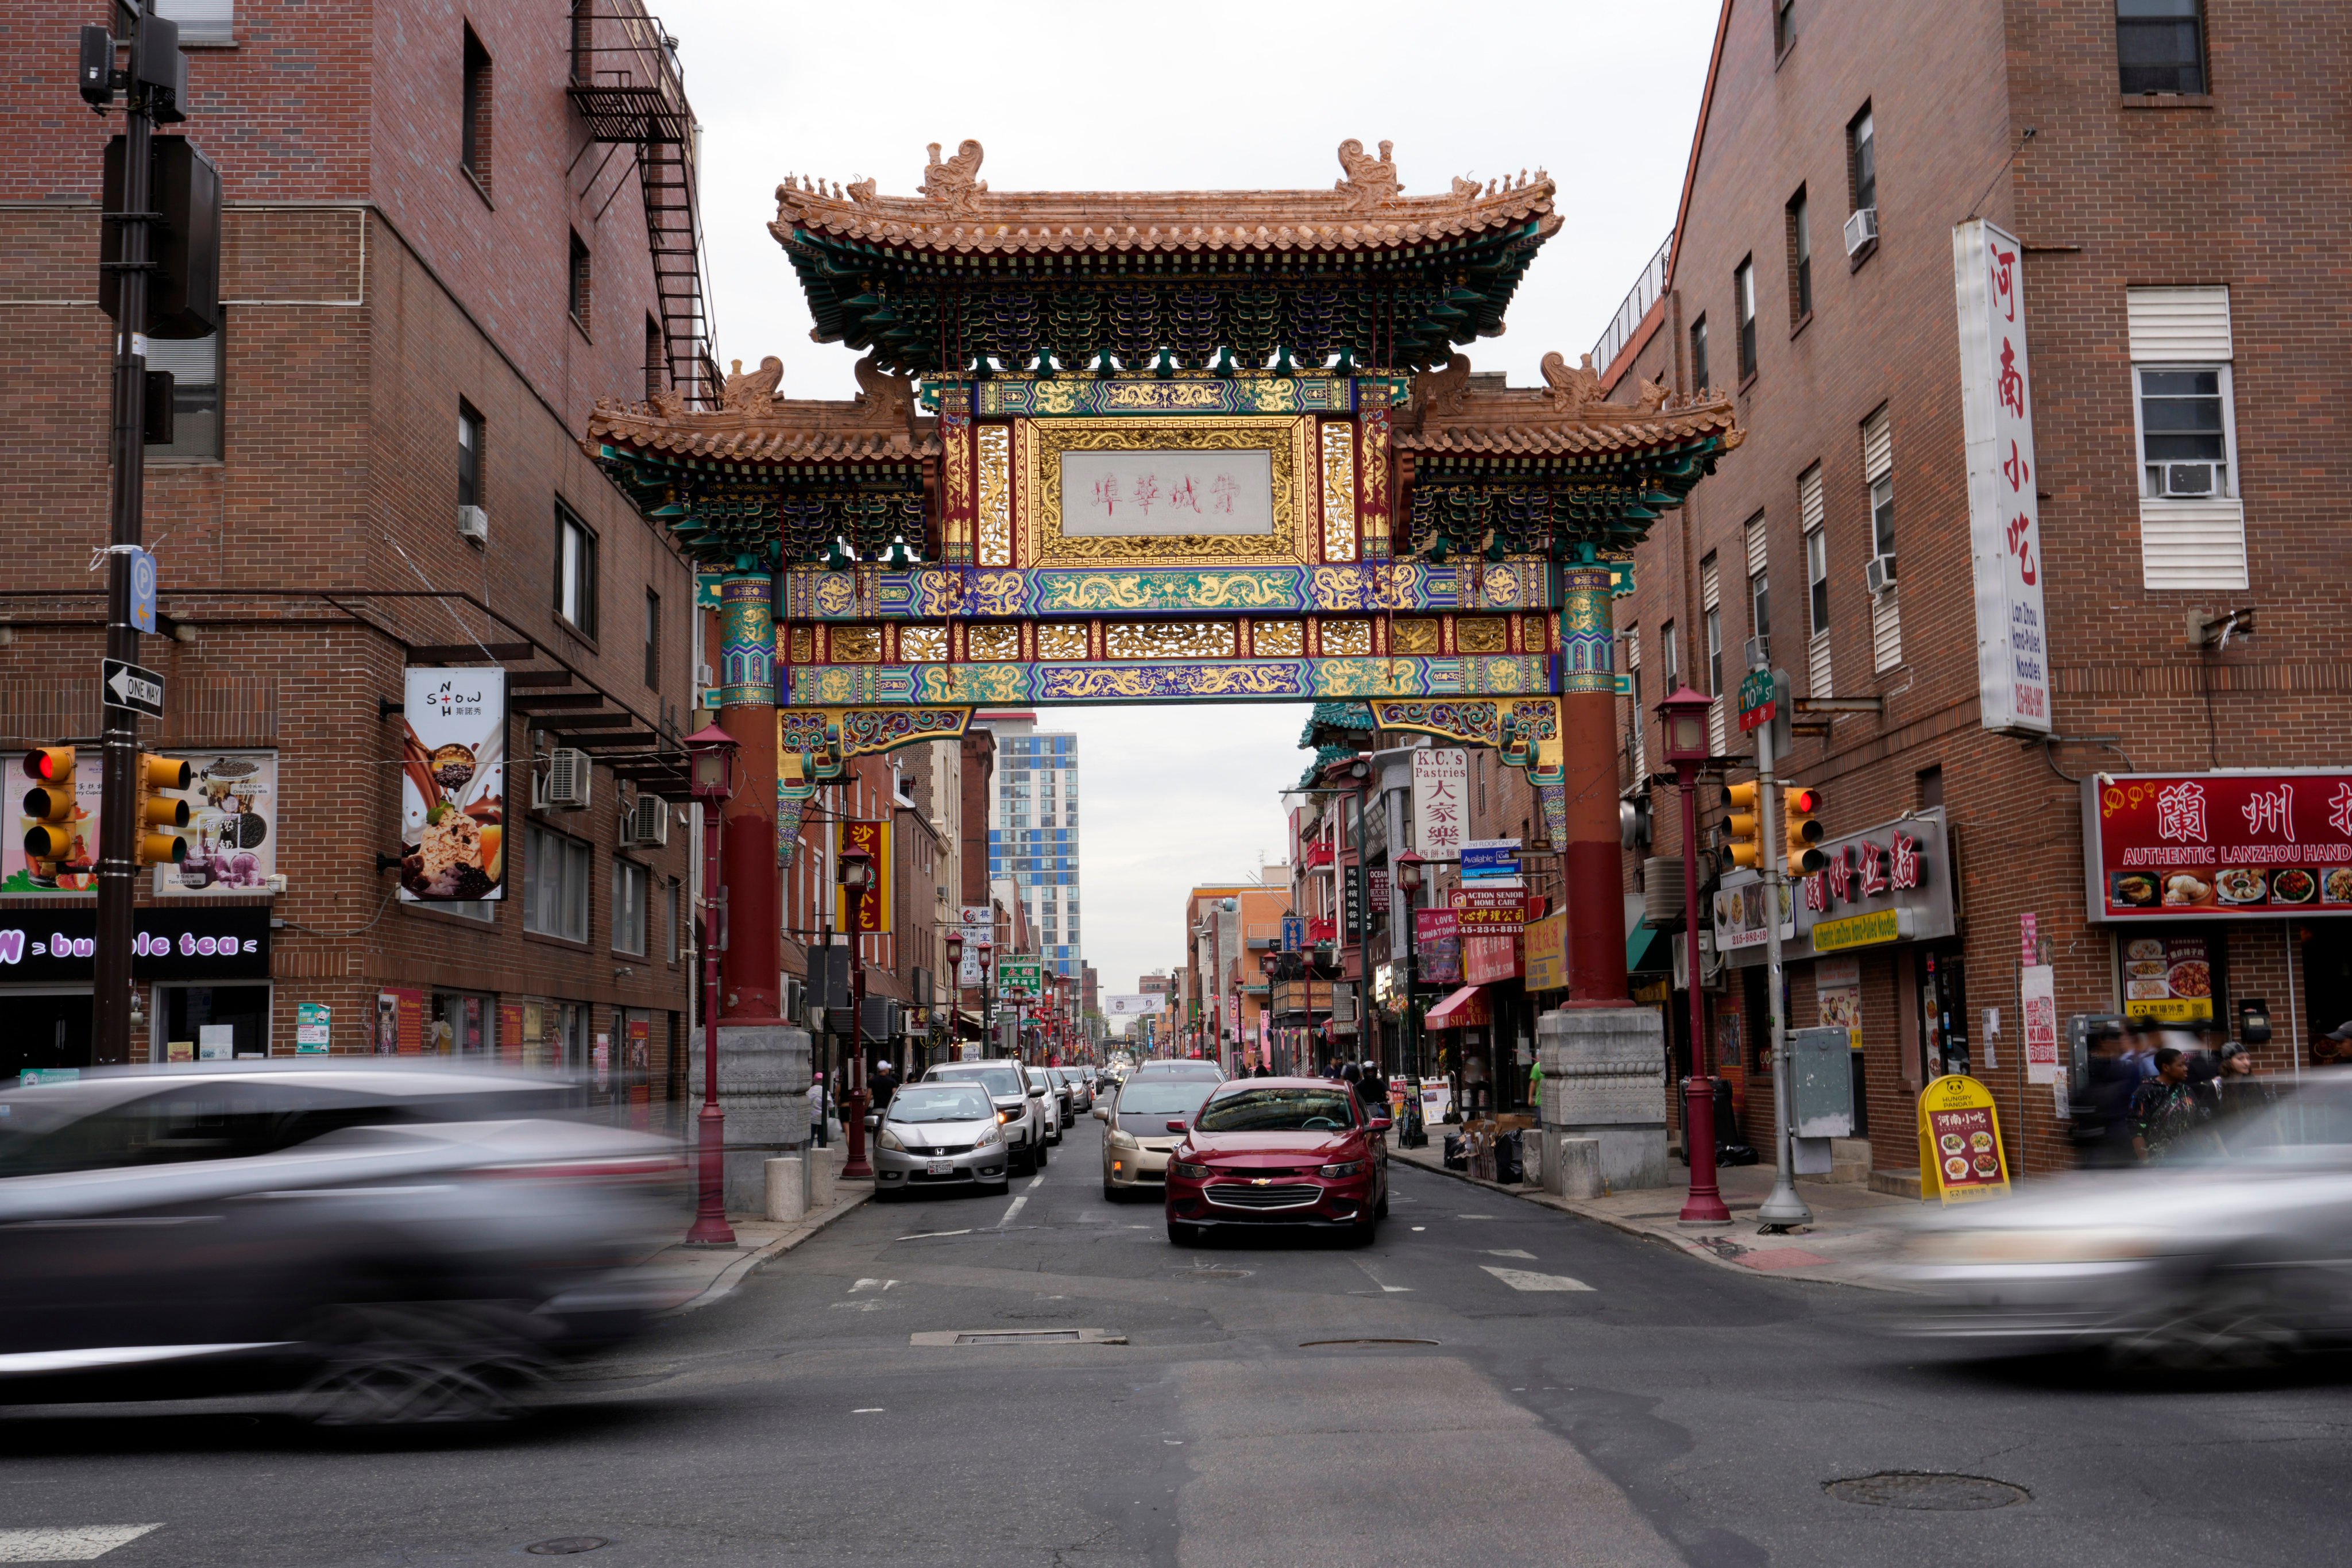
[831,626,882,663]
[977,424,1013,566]
[967,623,1022,661]
[1253,619,1304,658]
[1454,617,1509,654]
[1036,623,1089,660]
[788,626,814,664]
[1320,619,1373,656]
[1018,416,1311,566]
[898,623,948,662]
[1516,615,1548,653]
[1391,618,1440,655]
[1104,620,1235,661]
[1320,421,1357,563]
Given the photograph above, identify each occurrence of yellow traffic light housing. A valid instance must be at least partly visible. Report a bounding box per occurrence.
[1723,780,1765,871]
[134,752,193,866]
[21,747,81,869]
[1785,784,1826,876]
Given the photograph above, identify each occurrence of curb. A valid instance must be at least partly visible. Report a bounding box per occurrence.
[1392,1147,1906,1293]
[664,1183,876,1315]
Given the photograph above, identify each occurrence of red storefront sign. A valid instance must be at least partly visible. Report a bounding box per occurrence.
[1463,933,1520,985]
[2083,770,2352,921]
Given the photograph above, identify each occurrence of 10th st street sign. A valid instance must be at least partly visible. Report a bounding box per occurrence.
[102,658,164,718]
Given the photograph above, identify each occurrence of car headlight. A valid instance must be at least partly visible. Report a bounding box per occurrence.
[1905,1227,2165,1266]
[974,1122,1003,1148]
[877,1126,905,1152]
[1170,1160,1211,1180]
[1107,1128,1139,1149]
[1318,1160,1366,1179]
[998,1108,1016,1123]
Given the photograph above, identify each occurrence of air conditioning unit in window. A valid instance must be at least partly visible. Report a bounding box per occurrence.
[456,504,489,546]
[534,748,592,810]
[2160,462,2220,498]
[1843,206,1879,256]
[627,793,670,847]
[1866,553,1899,596]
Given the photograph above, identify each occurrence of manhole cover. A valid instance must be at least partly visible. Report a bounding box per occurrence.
[525,1539,611,1556]
[909,1327,1127,1346]
[1825,1473,2029,1511]
[1299,1338,1440,1348]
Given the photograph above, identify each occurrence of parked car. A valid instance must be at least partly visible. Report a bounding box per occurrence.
[1056,1068,1093,1115]
[1130,1059,1225,1084]
[0,1063,682,1425]
[1888,1072,2352,1367]
[1099,1076,1216,1203]
[872,1082,1010,1200]
[925,1060,1048,1173]
[1162,1077,1389,1246]
[1027,1065,1065,1145]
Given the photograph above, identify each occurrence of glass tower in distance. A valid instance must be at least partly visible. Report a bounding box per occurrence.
[979,712,1084,980]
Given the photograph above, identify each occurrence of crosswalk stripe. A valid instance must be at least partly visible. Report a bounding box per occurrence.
[1481,1264,1594,1293]
[0,1527,162,1562]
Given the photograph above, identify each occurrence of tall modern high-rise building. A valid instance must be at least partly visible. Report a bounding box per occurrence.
[975,712,1084,980]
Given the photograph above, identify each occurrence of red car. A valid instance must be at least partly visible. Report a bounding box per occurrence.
[1161,1077,1389,1245]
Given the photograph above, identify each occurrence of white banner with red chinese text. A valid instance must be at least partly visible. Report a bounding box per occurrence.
[1410,748,1469,862]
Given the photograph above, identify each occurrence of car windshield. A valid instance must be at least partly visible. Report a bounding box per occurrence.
[1137,1064,1221,1080]
[933,1066,1025,1100]
[1194,1086,1357,1134]
[887,1086,993,1124]
[1114,1082,1212,1122]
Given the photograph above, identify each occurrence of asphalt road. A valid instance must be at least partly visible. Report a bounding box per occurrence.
[5,1119,2352,1566]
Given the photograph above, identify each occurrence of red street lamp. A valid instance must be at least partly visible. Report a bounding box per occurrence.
[1393,851,1427,1082]
[836,844,876,1180]
[683,722,739,1246]
[975,935,995,1055]
[1657,684,1731,1227]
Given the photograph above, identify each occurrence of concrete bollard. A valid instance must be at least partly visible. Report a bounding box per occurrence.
[809,1144,842,1211]
[764,1156,806,1223]
[1552,1136,1605,1200]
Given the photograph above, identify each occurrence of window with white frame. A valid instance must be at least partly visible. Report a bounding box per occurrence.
[1860,410,1901,671]
[2127,285,2242,589]
[611,859,648,955]
[1625,628,1646,777]
[525,824,592,941]
[1660,619,1679,692]
[146,333,221,461]
[555,501,598,636]
[1700,554,1726,751]
[1801,462,1832,700]
[156,0,234,45]
[1744,513,1770,646]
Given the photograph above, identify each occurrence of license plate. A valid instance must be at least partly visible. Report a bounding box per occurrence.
[926,1161,952,1176]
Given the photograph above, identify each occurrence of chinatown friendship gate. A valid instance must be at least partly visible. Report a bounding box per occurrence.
[584,140,1741,1145]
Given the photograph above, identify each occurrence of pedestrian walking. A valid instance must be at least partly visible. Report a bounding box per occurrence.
[2204,1043,2277,1136]
[867,1058,901,1114]
[807,1072,829,1148]
[2072,1022,2137,1168]
[2130,1047,2207,1163]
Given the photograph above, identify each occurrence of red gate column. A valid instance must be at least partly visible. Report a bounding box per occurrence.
[1559,563,1631,1007]
[717,570,782,1022]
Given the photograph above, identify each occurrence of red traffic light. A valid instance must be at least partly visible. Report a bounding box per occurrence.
[1786,786,1822,814]
[22,746,75,783]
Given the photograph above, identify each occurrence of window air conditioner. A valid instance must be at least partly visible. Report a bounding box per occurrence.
[628,793,670,847]
[456,504,489,546]
[1866,553,1898,596]
[2160,462,2220,499]
[1843,206,1878,256]
[535,747,592,810]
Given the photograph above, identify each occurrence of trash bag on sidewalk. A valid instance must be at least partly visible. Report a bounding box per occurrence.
[1442,1133,1469,1171]
[1493,1131,1525,1185]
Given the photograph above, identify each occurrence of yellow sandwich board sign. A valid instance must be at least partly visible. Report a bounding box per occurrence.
[1916,1074,2011,1204]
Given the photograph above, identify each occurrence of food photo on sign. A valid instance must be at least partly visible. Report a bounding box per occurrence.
[398,669,506,903]
[153,751,276,894]
[2084,771,2352,921]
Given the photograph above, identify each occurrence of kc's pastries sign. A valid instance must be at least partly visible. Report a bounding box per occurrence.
[399,667,507,903]
[2083,770,2352,922]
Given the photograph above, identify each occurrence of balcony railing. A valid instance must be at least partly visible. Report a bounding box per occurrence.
[1589,233,1673,378]
[1301,840,1335,869]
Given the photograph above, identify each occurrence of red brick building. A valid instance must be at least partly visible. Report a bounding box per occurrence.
[0,1,708,1111]
[1600,0,2352,1179]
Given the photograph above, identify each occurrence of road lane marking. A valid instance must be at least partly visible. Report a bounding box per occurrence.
[1485,1249,1537,1260]
[1481,1265,1593,1293]
[852,1407,884,1413]
[1028,1173,1046,1189]
[848,1278,898,1293]
[1353,1258,1410,1293]
[895,1230,972,1241]
[996,1195,1028,1229]
[0,1528,161,1561]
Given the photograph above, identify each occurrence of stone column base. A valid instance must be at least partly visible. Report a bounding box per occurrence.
[1537,1006,1671,1192]
[690,1024,813,1214]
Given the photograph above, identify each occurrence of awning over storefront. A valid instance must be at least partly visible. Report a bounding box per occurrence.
[1424,986,1491,1031]
[1627,919,1669,975]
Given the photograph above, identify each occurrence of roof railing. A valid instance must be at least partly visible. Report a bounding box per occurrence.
[1589,233,1673,379]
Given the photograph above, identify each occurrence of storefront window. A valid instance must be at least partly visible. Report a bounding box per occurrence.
[160,984,271,1061]
[429,990,494,1055]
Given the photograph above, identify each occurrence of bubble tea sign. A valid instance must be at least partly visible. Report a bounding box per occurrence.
[398,668,507,903]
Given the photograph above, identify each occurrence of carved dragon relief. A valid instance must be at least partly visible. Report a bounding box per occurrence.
[720,355,785,415]
[1538,351,1606,414]
[920,139,987,214]
[852,353,917,427]
[1335,138,1403,210]
[1409,353,1473,422]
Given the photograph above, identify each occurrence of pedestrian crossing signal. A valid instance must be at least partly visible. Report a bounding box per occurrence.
[134,752,194,866]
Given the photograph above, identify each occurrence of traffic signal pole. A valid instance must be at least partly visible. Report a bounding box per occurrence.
[1753,683,1813,1230]
[92,24,157,1069]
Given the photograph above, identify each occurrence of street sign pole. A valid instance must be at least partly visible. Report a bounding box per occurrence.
[93,11,160,1069]
[1754,665,1813,1230]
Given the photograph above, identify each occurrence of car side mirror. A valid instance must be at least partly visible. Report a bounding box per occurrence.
[1029,1085,1046,1097]
[1370,1116,1393,1133]
[1165,1119,1188,1134]
[866,1114,879,1131]
[1091,1106,1107,1119]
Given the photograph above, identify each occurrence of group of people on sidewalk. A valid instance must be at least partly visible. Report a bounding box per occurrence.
[2072,1015,2332,1165]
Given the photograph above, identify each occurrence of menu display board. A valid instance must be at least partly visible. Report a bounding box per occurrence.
[2084,771,2352,921]
[2119,933,2214,1022]
[1916,1075,2011,1204]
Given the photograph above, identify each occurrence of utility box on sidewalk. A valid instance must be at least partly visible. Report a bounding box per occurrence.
[1537,1006,1670,1191]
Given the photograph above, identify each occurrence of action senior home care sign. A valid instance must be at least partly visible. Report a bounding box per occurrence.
[1954,218,2053,737]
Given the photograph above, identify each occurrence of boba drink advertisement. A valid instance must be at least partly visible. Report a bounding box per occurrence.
[397,667,506,902]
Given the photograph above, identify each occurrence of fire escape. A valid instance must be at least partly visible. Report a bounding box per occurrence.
[566,2,720,407]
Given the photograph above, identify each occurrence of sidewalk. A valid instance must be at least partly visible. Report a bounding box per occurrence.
[1391,1139,1916,1292]
[636,1178,875,1315]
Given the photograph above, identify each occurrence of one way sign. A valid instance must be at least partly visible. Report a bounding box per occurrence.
[102,658,165,718]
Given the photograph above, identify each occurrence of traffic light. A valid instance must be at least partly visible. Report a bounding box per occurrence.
[134,752,194,866]
[1723,780,1765,871]
[1785,785,1826,876]
[21,747,80,870]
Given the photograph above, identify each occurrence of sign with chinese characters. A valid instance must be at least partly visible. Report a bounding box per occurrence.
[398,667,506,903]
[833,818,894,934]
[0,907,269,983]
[1917,1074,2011,1204]
[1411,748,1469,861]
[959,905,992,986]
[1524,910,1568,993]
[2083,771,2352,921]
[296,1001,331,1055]
[1449,887,1526,934]
[998,956,1042,996]
[154,750,277,896]
[1463,933,1520,986]
[1724,810,1954,966]
[1953,218,2053,736]
[1061,449,1275,536]
[2021,964,2060,1084]
[1816,956,1862,1049]
[2122,933,2214,1022]
[1104,994,1165,1017]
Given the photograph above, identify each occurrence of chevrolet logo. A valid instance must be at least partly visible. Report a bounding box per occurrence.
[1250,1177,1272,1187]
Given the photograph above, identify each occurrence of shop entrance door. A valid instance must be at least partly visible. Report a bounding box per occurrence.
[1921,948,1970,1079]
[2,992,91,1081]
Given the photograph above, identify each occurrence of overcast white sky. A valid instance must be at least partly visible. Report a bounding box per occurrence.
[658,0,1720,1015]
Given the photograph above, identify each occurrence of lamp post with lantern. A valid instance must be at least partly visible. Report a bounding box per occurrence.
[975,935,995,1054]
[1656,685,1732,1227]
[944,928,964,1062]
[683,723,740,1247]
[836,843,876,1181]
[1393,850,1427,1088]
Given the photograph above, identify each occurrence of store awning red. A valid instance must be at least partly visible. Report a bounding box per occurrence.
[1424,986,1490,1031]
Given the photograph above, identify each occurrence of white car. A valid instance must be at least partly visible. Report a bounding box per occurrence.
[924,1061,1049,1175]
[1028,1065,1064,1145]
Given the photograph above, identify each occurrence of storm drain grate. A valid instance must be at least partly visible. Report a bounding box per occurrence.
[1825,1473,2029,1511]
[909,1327,1128,1347]
[1299,1337,1441,1348]
[525,1539,611,1555]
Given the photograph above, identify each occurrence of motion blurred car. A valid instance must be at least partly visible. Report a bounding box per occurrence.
[925,1060,1048,1174]
[1099,1075,1214,1202]
[1162,1077,1389,1246]
[872,1082,1009,1200]
[0,1063,681,1424]
[1890,1073,2352,1367]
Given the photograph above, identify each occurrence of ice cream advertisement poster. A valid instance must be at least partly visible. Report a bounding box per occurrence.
[398,667,506,902]
[152,751,277,896]
[2,765,101,895]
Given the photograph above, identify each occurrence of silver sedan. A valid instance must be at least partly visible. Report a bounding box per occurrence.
[1889,1071,2352,1367]
[873,1082,1011,1200]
